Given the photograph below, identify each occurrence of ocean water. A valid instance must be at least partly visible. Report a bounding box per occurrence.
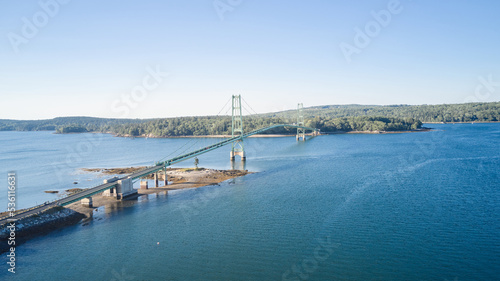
[0,123,499,280]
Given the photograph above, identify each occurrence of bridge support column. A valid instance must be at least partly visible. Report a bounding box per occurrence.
[230,150,245,161]
[163,169,168,186]
[102,187,116,198]
[154,172,159,187]
[116,177,136,199]
[296,103,306,141]
[140,180,148,190]
[230,95,245,161]
[81,197,93,208]
[231,158,247,170]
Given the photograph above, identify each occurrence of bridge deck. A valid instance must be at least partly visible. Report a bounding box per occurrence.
[0,124,317,225]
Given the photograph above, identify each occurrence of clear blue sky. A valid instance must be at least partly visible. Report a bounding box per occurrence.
[1,0,499,119]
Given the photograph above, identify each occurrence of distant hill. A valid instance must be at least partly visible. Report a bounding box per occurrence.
[267,102,500,123]
[0,102,498,136]
[0,117,148,132]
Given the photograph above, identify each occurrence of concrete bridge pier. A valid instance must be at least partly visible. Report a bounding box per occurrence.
[230,150,246,161]
[102,187,115,197]
[140,180,148,190]
[154,172,159,187]
[163,169,168,186]
[103,178,137,199]
[115,177,136,199]
[81,197,93,208]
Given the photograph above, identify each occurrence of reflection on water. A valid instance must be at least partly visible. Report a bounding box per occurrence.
[0,124,499,281]
[230,159,247,171]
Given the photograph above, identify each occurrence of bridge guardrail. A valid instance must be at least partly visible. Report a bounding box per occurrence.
[0,196,64,221]
[2,124,319,223]
[0,182,116,222]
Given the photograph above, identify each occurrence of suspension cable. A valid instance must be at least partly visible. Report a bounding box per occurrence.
[215,97,232,116]
[175,139,200,158]
[157,97,236,164]
[242,97,259,115]
[243,107,254,117]
[156,138,196,162]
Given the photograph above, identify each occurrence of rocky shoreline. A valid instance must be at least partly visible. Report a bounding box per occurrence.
[0,207,85,254]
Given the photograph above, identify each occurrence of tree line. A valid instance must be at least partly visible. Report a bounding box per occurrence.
[272,102,500,123]
[0,102,498,136]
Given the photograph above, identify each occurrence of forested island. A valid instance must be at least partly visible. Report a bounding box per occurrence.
[1,102,498,137]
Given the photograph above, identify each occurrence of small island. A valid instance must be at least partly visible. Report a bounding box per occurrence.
[0,166,250,254]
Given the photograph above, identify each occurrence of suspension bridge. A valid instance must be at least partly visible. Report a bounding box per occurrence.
[0,96,319,225]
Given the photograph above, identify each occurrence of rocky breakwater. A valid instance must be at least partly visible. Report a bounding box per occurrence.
[0,207,85,254]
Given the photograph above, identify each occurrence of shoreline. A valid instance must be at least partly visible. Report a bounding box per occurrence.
[346,128,432,134]
[15,122,500,137]
[313,127,433,135]
[423,121,499,124]
[69,167,251,218]
[100,128,433,138]
[0,167,251,254]
[110,133,307,138]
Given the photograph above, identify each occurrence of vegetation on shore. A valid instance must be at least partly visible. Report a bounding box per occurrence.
[277,102,499,123]
[0,102,498,136]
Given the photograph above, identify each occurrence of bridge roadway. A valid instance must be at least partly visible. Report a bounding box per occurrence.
[0,124,317,226]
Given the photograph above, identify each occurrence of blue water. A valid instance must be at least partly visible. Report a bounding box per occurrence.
[1,124,499,280]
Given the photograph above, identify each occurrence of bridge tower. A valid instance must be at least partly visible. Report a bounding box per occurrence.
[297,103,306,141]
[230,95,245,161]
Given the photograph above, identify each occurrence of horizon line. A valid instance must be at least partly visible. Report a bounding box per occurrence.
[2,101,499,121]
